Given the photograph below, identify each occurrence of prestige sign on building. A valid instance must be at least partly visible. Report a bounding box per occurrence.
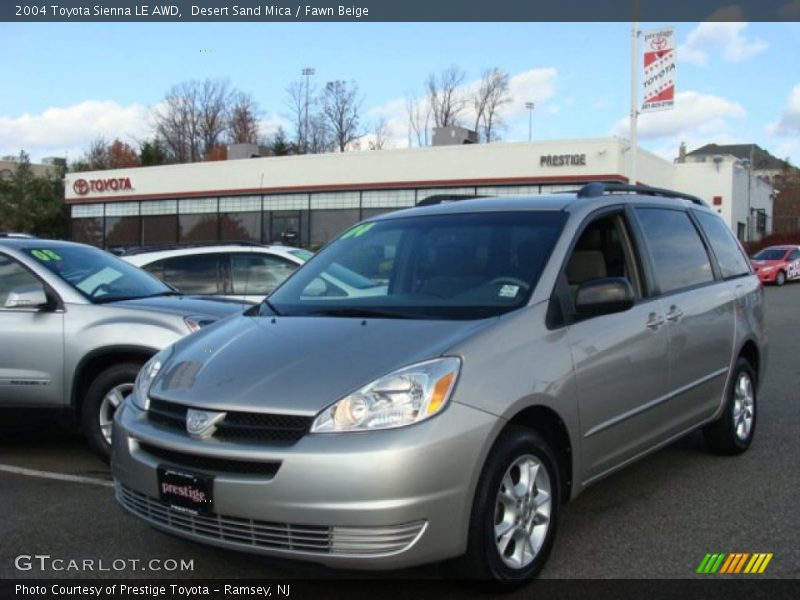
[642,27,676,112]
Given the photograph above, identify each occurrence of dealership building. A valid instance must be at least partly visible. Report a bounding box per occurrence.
[63,137,774,249]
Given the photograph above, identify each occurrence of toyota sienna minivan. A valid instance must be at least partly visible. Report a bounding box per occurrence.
[112,183,766,586]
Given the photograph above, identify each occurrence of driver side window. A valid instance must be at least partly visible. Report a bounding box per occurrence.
[564,214,641,303]
[0,255,43,309]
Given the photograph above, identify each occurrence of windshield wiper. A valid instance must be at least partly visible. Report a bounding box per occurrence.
[307,307,418,319]
[93,290,180,304]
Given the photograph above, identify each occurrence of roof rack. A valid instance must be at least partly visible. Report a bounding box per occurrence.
[117,240,268,256]
[416,194,487,207]
[576,182,707,207]
[0,232,36,239]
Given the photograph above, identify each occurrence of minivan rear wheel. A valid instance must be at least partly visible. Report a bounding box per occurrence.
[703,358,757,455]
[81,362,143,462]
[453,426,560,589]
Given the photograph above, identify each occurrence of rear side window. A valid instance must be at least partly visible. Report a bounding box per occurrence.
[150,254,222,294]
[231,253,298,296]
[694,211,752,278]
[635,208,714,294]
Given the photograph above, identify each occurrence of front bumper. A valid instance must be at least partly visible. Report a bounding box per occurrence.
[755,269,777,283]
[112,401,500,569]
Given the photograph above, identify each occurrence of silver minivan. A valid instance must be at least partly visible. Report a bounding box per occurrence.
[112,183,766,586]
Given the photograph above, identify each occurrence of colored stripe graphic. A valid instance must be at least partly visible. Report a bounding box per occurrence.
[699,552,773,574]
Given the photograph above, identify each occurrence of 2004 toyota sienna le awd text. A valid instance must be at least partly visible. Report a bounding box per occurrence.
[112,183,766,587]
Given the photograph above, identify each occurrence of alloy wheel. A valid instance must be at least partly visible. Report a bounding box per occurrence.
[732,372,755,441]
[99,382,133,445]
[493,454,552,569]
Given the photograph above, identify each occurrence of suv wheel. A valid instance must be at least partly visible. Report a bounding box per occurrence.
[453,426,560,588]
[81,362,142,462]
[775,270,786,286]
[703,358,757,455]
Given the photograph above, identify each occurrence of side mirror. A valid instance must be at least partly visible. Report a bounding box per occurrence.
[575,277,635,317]
[5,285,48,309]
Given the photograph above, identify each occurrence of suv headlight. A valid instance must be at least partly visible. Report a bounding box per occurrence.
[311,357,461,433]
[129,351,167,410]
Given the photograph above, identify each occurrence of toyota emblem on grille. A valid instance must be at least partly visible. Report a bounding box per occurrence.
[186,409,226,439]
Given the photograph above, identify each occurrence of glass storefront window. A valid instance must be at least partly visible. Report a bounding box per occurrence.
[220,212,261,241]
[105,216,140,247]
[142,215,178,245]
[71,218,104,246]
[179,214,219,242]
[310,209,360,249]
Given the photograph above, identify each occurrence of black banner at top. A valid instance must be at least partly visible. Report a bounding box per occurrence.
[3,0,800,22]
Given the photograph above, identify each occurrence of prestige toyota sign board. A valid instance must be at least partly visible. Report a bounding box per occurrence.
[642,27,676,112]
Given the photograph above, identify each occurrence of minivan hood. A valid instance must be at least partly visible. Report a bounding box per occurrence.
[149,315,494,415]
[110,295,248,319]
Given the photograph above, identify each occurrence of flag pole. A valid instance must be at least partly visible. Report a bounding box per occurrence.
[630,2,639,185]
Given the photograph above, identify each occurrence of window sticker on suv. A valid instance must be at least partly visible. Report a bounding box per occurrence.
[30,249,62,261]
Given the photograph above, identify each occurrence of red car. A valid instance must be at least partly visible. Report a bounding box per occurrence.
[750,245,800,286]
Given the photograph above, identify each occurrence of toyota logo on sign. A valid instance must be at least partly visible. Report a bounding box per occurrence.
[650,35,668,51]
[73,178,90,195]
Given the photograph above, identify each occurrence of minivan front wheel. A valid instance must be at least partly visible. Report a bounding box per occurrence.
[454,426,560,588]
[703,358,757,455]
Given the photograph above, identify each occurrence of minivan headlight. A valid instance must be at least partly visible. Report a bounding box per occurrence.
[311,357,461,433]
[129,351,166,410]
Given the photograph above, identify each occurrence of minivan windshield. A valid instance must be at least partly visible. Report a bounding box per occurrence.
[267,211,566,320]
[24,245,173,303]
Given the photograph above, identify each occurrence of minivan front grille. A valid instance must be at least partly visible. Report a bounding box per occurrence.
[147,398,312,444]
[115,483,426,556]
[137,442,280,477]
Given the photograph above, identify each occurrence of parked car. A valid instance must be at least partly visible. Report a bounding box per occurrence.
[0,238,248,460]
[120,243,308,304]
[112,183,765,587]
[750,245,800,286]
[122,242,387,302]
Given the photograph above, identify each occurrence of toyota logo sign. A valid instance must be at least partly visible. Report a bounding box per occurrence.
[73,178,90,195]
[71,176,133,195]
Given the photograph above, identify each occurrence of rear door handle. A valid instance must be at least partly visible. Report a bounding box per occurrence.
[666,306,684,322]
[646,313,665,330]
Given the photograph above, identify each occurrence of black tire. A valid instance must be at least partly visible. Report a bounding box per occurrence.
[775,270,786,286]
[81,361,143,462]
[452,426,560,589]
[703,358,757,455]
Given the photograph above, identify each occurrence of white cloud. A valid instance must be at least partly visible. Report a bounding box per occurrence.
[768,84,800,136]
[0,101,153,162]
[681,8,768,66]
[364,67,559,148]
[614,91,746,141]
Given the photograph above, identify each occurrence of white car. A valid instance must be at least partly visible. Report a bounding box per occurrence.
[122,243,311,304]
[121,243,386,303]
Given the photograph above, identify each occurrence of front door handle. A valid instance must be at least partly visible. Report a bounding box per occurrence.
[666,306,684,322]
[646,313,665,330]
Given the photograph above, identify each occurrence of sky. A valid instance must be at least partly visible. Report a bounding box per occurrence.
[1,19,799,164]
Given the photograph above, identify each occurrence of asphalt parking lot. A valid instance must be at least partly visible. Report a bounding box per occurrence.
[1,285,798,583]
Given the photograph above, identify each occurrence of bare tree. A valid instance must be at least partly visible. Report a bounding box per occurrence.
[321,80,362,152]
[426,66,467,128]
[228,92,260,144]
[368,118,391,150]
[285,80,309,150]
[307,112,335,154]
[473,68,512,142]
[198,79,231,155]
[405,92,431,147]
[154,79,232,163]
[154,81,202,162]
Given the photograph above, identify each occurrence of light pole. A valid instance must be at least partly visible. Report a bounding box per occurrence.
[301,67,315,153]
[525,102,535,141]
